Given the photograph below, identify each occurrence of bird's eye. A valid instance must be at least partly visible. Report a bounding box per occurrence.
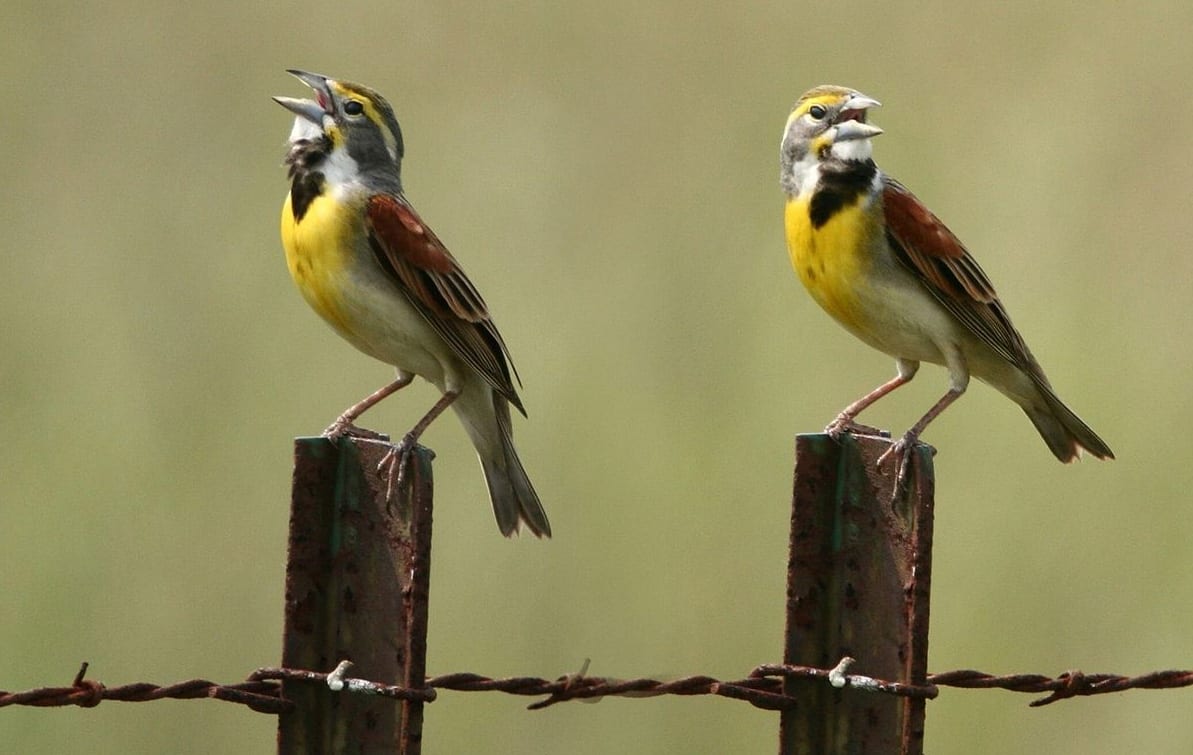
[808,104,827,120]
[344,100,364,116]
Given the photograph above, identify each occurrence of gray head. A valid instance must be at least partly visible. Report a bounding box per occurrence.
[780,85,882,196]
[275,69,406,186]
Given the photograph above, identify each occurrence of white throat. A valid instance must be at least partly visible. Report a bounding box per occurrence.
[288,115,323,143]
[321,145,361,190]
[829,138,874,163]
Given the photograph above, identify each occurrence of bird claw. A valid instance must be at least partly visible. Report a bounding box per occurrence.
[826,417,889,441]
[378,432,420,502]
[322,419,386,443]
[876,434,919,505]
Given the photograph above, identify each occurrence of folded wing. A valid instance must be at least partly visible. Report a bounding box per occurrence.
[366,193,525,414]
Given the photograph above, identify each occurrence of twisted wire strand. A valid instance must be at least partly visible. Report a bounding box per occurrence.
[4,660,1191,714]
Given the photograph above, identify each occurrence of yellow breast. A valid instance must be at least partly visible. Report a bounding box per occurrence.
[280,192,359,336]
[784,197,876,333]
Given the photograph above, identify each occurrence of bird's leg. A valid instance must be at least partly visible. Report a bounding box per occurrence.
[323,371,415,441]
[826,359,919,439]
[380,389,460,501]
[877,384,965,499]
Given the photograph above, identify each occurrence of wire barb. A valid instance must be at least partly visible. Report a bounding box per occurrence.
[250,666,436,703]
[752,660,938,700]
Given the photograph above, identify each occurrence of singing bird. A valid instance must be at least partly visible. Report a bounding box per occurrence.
[779,85,1113,479]
[275,70,550,537]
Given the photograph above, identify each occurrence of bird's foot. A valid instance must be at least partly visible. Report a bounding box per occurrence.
[322,418,387,443]
[377,431,420,502]
[875,431,933,504]
[877,435,913,505]
[826,416,889,441]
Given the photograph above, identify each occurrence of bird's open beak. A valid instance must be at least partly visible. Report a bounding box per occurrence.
[834,93,883,141]
[273,69,334,124]
[834,119,884,141]
[840,93,881,122]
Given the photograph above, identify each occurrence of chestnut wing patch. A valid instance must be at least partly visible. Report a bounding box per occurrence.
[882,177,1033,370]
[366,194,524,412]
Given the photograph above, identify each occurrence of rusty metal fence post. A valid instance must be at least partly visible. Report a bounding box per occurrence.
[780,433,935,755]
[278,437,434,755]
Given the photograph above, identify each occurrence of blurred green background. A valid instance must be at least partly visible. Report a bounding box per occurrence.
[3,1,1191,752]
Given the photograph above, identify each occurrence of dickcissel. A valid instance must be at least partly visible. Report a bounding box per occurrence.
[275,70,550,537]
[779,85,1113,481]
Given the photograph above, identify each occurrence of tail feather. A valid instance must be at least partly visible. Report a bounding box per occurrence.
[1023,384,1114,463]
[481,394,551,538]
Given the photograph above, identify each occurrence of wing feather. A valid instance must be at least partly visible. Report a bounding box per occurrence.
[365,193,525,413]
[881,177,1036,372]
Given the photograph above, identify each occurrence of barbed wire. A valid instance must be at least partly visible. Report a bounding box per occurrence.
[4,658,1191,715]
[0,663,288,714]
[927,667,1193,707]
